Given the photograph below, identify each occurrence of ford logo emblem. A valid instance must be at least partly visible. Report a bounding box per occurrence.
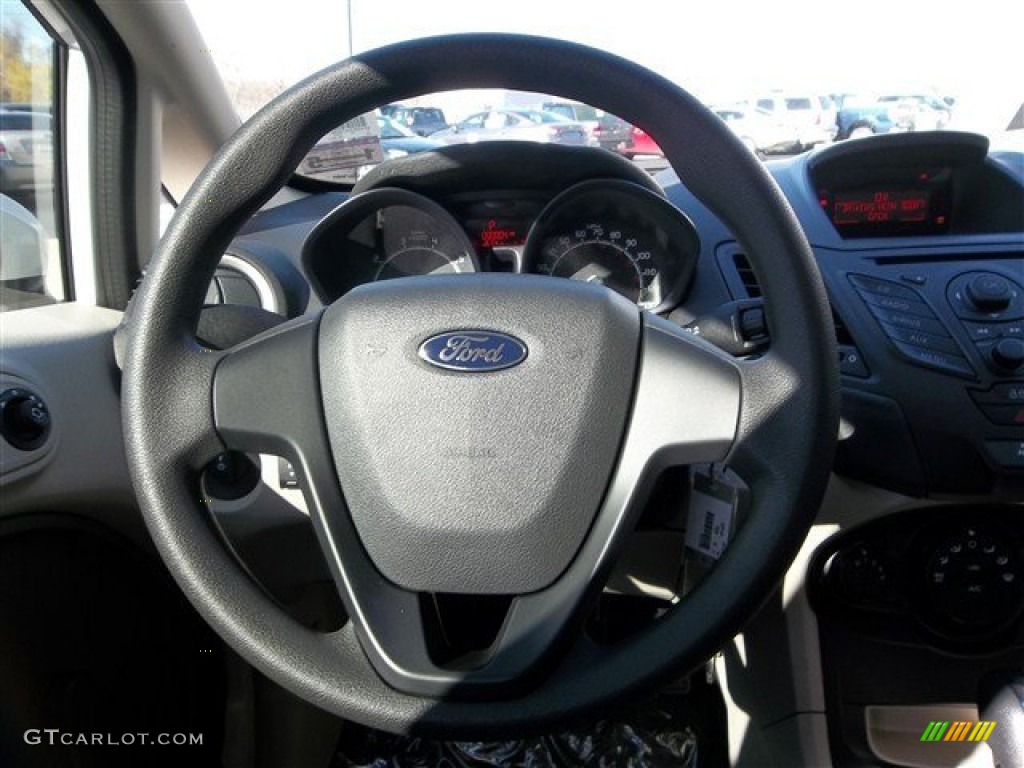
[418,331,528,372]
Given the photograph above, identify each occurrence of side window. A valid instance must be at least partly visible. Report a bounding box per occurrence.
[1,3,63,311]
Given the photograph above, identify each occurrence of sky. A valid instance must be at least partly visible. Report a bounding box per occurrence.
[184,0,1019,134]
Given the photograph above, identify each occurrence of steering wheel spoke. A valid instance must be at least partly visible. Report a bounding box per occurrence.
[213,316,323,457]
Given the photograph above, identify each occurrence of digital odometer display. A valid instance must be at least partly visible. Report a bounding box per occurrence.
[833,189,930,225]
[466,218,526,249]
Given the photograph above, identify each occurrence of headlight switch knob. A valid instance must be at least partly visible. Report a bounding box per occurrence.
[0,388,52,451]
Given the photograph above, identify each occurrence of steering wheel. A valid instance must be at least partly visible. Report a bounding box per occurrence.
[122,34,838,737]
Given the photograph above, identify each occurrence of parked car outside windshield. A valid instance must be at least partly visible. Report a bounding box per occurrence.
[381,105,449,136]
[877,94,953,131]
[752,93,834,150]
[431,108,592,146]
[712,105,795,156]
[376,115,445,158]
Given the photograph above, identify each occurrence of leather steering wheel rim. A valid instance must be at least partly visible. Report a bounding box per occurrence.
[122,33,838,737]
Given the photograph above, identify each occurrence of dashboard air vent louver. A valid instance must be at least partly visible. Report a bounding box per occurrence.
[731,250,852,343]
[732,252,762,298]
[832,308,855,346]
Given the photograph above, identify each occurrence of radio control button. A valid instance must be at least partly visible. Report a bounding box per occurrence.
[982,440,1024,469]
[889,340,975,378]
[964,322,999,341]
[872,306,948,335]
[859,291,936,318]
[838,345,870,378]
[849,273,922,301]
[881,324,962,355]
[970,383,1024,404]
[965,274,1012,313]
[976,403,1024,426]
[991,338,1024,372]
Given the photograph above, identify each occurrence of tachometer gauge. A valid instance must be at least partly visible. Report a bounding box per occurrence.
[301,187,478,302]
[369,206,476,280]
[524,179,700,311]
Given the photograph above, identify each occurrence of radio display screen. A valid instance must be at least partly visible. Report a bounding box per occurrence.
[833,189,930,225]
[820,173,951,238]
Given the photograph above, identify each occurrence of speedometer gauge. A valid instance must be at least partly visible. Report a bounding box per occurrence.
[524,179,699,311]
[536,222,657,306]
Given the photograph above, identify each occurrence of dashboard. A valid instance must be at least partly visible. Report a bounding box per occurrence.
[225,133,1024,500]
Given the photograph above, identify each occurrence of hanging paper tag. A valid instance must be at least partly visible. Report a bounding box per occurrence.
[685,468,737,561]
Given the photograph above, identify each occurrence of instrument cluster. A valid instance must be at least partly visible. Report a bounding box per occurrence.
[301,179,701,312]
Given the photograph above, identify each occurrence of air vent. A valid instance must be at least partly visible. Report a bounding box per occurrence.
[729,249,853,344]
[832,308,855,346]
[205,253,279,313]
[732,252,762,298]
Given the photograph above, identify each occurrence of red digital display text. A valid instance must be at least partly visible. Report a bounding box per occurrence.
[473,219,523,249]
[833,189,930,225]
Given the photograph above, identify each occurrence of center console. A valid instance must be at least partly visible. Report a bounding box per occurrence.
[809,505,1023,767]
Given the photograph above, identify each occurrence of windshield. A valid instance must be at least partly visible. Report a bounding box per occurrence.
[187,0,1023,182]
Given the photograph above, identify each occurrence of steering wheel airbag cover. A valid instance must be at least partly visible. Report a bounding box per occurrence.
[321,275,639,594]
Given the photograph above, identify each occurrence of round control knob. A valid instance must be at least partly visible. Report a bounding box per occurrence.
[835,544,889,603]
[925,525,1022,632]
[965,274,1012,313]
[0,388,51,450]
[991,338,1024,372]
